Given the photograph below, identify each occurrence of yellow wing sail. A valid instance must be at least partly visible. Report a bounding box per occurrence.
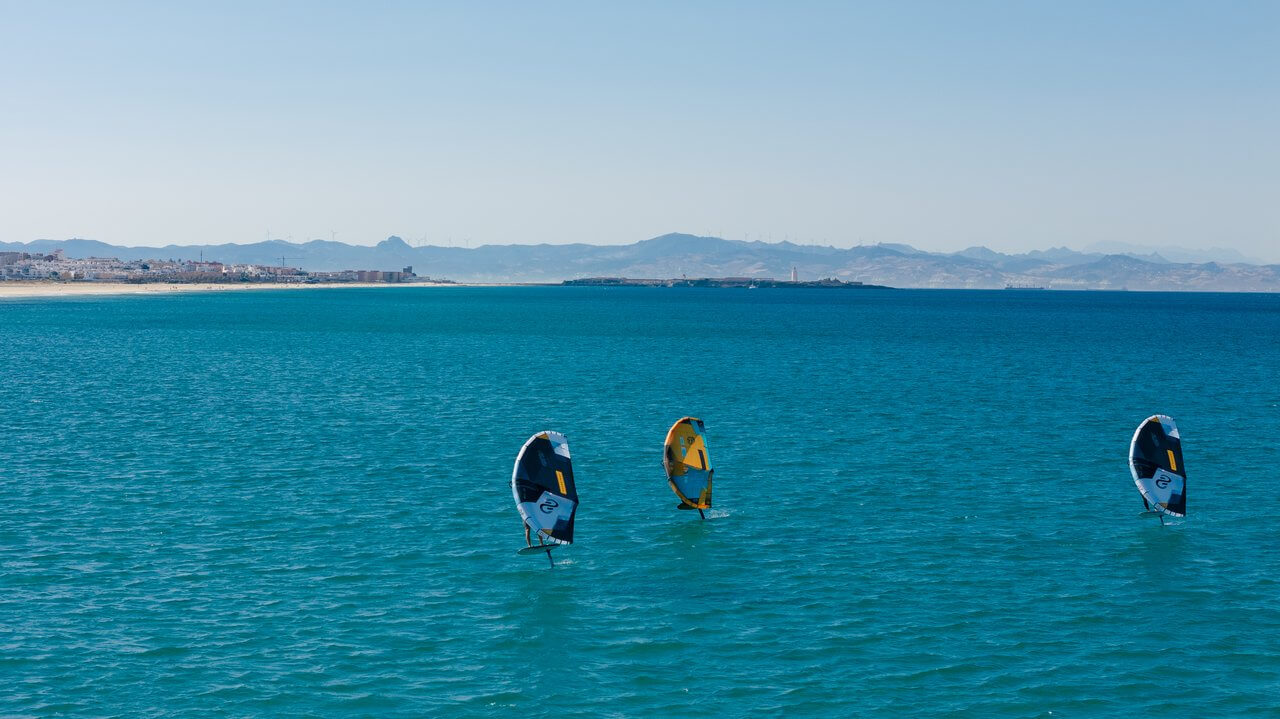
[663,417,713,509]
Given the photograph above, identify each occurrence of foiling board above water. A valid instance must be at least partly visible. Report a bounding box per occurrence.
[516,545,558,556]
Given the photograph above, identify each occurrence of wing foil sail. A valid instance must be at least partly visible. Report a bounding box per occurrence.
[1129,415,1187,517]
[512,431,578,544]
[664,417,713,509]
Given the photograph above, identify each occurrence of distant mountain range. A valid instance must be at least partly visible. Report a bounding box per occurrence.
[4,233,1279,291]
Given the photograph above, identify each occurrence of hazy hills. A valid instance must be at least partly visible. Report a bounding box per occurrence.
[4,233,1279,291]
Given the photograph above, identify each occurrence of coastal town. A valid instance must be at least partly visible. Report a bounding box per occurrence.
[0,249,438,284]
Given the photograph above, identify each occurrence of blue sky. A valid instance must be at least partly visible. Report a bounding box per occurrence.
[1,1,1276,257]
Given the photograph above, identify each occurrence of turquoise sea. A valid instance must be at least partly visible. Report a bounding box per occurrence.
[3,287,1279,718]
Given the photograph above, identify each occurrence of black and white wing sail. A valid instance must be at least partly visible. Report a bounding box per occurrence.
[1129,415,1187,517]
[511,431,578,544]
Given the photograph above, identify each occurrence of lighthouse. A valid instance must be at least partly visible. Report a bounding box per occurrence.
[790,266,798,283]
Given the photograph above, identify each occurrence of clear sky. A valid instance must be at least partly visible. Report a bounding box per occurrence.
[1,1,1276,257]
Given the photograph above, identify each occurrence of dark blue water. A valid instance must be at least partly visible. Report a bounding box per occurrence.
[3,287,1278,717]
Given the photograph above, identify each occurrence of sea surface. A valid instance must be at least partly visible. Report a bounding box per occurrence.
[2,287,1279,718]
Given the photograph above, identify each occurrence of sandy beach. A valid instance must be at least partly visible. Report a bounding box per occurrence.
[0,281,465,299]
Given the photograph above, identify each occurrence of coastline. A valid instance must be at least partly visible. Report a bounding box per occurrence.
[0,281,471,299]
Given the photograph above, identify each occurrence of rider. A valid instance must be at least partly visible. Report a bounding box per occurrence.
[524,521,546,548]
